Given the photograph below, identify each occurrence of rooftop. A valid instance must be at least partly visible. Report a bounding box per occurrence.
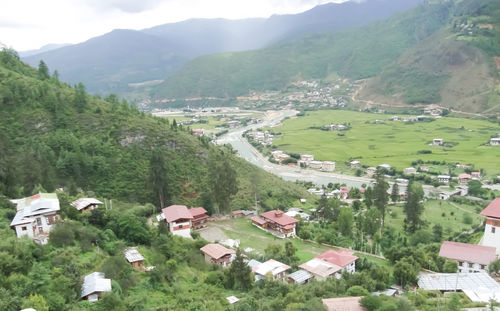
[480,198,500,219]
[189,207,208,217]
[81,272,111,298]
[299,258,341,278]
[316,249,358,267]
[200,243,236,259]
[10,193,60,227]
[439,241,496,265]
[322,297,367,311]
[162,205,193,223]
[261,210,299,227]
[288,269,314,284]
[70,198,103,211]
[124,248,145,263]
[418,272,500,292]
[253,259,291,277]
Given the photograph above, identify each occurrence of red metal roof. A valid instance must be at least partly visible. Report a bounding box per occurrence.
[200,243,235,259]
[439,241,496,265]
[261,210,299,226]
[459,173,471,179]
[480,198,500,218]
[189,207,208,219]
[316,249,358,267]
[251,216,267,225]
[162,205,193,223]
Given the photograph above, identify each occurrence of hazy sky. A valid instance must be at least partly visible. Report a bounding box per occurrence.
[0,0,347,51]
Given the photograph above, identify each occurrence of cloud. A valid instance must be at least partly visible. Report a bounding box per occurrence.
[83,0,170,13]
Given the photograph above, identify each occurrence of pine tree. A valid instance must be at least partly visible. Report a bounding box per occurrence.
[38,60,50,80]
[404,181,424,233]
[74,83,87,113]
[149,148,170,209]
[391,183,399,203]
[208,150,238,214]
[373,168,389,228]
[228,249,252,290]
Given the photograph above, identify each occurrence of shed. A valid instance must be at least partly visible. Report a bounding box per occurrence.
[81,272,111,302]
[287,269,314,285]
[124,248,145,270]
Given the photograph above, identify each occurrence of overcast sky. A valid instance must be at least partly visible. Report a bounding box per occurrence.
[0,0,348,51]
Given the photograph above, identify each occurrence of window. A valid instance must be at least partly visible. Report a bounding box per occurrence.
[21,226,27,231]
[36,218,42,226]
[481,265,486,270]
[468,263,473,268]
[179,225,183,229]
[492,227,496,233]
[458,261,463,266]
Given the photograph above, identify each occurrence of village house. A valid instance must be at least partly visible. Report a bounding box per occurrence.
[200,243,236,267]
[490,138,500,146]
[432,138,444,146]
[189,207,209,229]
[419,166,430,172]
[349,160,361,168]
[322,297,367,311]
[161,205,194,238]
[340,187,350,200]
[404,167,417,175]
[80,272,111,302]
[480,198,500,255]
[251,210,299,238]
[439,241,496,273]
[278,153,291,163]
[366,167,377,177]
[227,120,241,128]
[285,208,310,221]
[252,259,291,281]
[299,249,358,281]
[437,175,451,183]
[308,160,323,169]
[287,270,314,285]
[71,198,103,213]
[300,154,314,163]
[124,248,145,270]
[471,171,481,179]
[458,173,472,185]
[322,161,336,172]
[378,164,391,170]
[271,150,284,160]
[10,193,60,245]
[191,129,204,136]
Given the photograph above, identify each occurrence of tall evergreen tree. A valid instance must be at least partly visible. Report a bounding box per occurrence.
[228,249,252,291]
[149,148,169,209]
[38,60,50,80]
[404,181,425,233]
[74,83,87,113]
[373,168,389,228]
[391,183,400,203]
[208,150,238,214]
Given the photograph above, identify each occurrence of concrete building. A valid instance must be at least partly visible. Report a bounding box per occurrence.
[80,272,111,302]
[322,161,336,172]
[200,243,236,267]
[439,241,496,273]
[161,205,194,238]
[480,198,500,255]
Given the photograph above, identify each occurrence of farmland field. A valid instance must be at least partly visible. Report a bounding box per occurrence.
[268,111,500,175]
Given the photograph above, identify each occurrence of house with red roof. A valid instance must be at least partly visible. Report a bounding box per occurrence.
[200,243,236,267]
[299,249,358,281]
[480,198,500,255]
[458,173,472,185]
[439,241,496,273]
[189,207,209,230]
[251,210,299,238]
[161,205,194,238]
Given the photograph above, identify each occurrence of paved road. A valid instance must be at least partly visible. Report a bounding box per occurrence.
[216,110,374,188]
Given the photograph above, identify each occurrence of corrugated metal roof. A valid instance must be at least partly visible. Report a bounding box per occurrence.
[247,259,262,269]
[200,243,235,259]
[161,205,193,223]
[81,272,111,298]
[253,259,291,276]
[418,272,500,291]
[124,248,145,263]
[288,270,313,284]
[10,193,60,227]
[70,198,103,211]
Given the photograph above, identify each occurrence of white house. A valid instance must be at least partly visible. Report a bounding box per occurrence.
[437,175,451,183]
[10,193,60,244]
[480,198,500,255]
[366,167,377,177]
[439,241,496,273]
[309,161,323,169]
[404,167,417,175]
[161,205,194,238]
[300,154,314,163]
[378,164,391,170]
[322,161,336,172]
[349,160,361,168]
[432,138,444,146]
[252,259,291,281]
[299,249,358,281]
[81,272,111,302]
[490,138,500,146]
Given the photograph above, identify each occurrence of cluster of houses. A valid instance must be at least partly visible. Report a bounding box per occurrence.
[298,154,336,172]
[322,123,348,131]
[247,130,274,146]
[491,137,500,146]
[307,187,351,201]
[389,115,433,122]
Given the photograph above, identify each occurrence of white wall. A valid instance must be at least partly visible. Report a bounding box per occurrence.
[482,223,500,255]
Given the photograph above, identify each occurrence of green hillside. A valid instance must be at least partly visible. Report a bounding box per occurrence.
[152,0,500,113]
[0,48,308,211]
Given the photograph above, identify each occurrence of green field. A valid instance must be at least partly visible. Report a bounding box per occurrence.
[269,110,500,175]
[385,200,484,236]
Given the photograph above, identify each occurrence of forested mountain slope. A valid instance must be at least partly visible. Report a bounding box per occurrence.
[22,0,423,95]
[153,0,500,113]
[0,49,308,211]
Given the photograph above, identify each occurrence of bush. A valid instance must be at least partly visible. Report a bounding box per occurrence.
[463,214,473,225]
[347,285,369,296]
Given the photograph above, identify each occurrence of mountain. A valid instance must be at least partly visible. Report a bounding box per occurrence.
[0,48,308,209]
[18,43,72,58]
[21,0,424,95]
[152,0,500,113]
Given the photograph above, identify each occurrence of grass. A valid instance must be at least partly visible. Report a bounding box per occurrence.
[212,218,331,262]
[385,199,484,236]
[268,110,500,175]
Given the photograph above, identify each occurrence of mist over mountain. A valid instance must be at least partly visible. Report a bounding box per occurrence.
[22,0,423,95]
